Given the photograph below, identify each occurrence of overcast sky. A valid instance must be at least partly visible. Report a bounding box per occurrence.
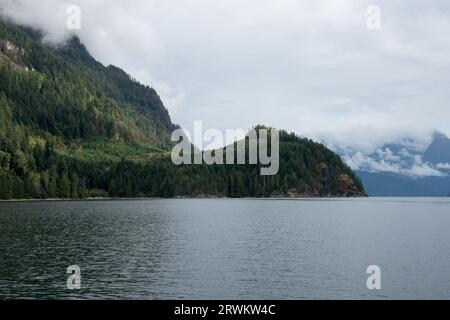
[1,0,450,153]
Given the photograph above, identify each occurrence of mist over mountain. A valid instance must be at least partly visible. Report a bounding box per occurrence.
[335,132,450,196]
[2,0,450,152]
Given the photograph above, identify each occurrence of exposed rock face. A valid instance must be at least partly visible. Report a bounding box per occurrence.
[0,39,25,57]
[337,174,367,197]
[0,39,27,70]
[268,174,367,198]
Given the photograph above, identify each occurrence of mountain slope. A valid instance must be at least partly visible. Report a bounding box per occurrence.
[423,132,450,165]
[0,19,176,148]
[103,130,366,198]
[0,18,365,199]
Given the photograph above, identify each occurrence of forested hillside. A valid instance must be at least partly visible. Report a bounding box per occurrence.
[0,18,365,199]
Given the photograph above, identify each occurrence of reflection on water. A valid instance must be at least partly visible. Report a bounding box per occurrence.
[0,198,450,299]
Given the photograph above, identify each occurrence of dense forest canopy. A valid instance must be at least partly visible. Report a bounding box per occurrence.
[0,18,365,199]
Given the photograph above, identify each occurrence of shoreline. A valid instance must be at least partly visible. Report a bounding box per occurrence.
[0,195,370,202]
[2,196,450,203]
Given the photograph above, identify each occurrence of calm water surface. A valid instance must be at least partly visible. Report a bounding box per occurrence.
[0,198,450,299]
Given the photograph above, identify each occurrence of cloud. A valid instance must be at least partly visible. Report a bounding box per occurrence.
[344,149,446,178]
[376,148,400,162]
[437,163,450,170]
[1,0,450,150]
[408,163,444,177]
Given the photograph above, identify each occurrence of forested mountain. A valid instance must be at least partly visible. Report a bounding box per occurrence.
[0,18,365,199]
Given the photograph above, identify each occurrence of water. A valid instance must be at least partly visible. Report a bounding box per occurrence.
[0,198,450,300]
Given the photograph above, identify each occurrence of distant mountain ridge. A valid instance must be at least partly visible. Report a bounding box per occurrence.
[357,171,450,197]
[423,132,450,165]
[338,131,450,196]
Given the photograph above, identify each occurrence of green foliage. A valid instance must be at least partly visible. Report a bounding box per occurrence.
[0,19,365,200]
[0,19,176,149]
[103,130,365,198]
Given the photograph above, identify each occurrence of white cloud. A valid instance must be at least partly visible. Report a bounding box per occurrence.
[376,148,400,162]
[437,163,450,170]
[344,149,446,178]
[408,163,444,177]
[1,0,450,150]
